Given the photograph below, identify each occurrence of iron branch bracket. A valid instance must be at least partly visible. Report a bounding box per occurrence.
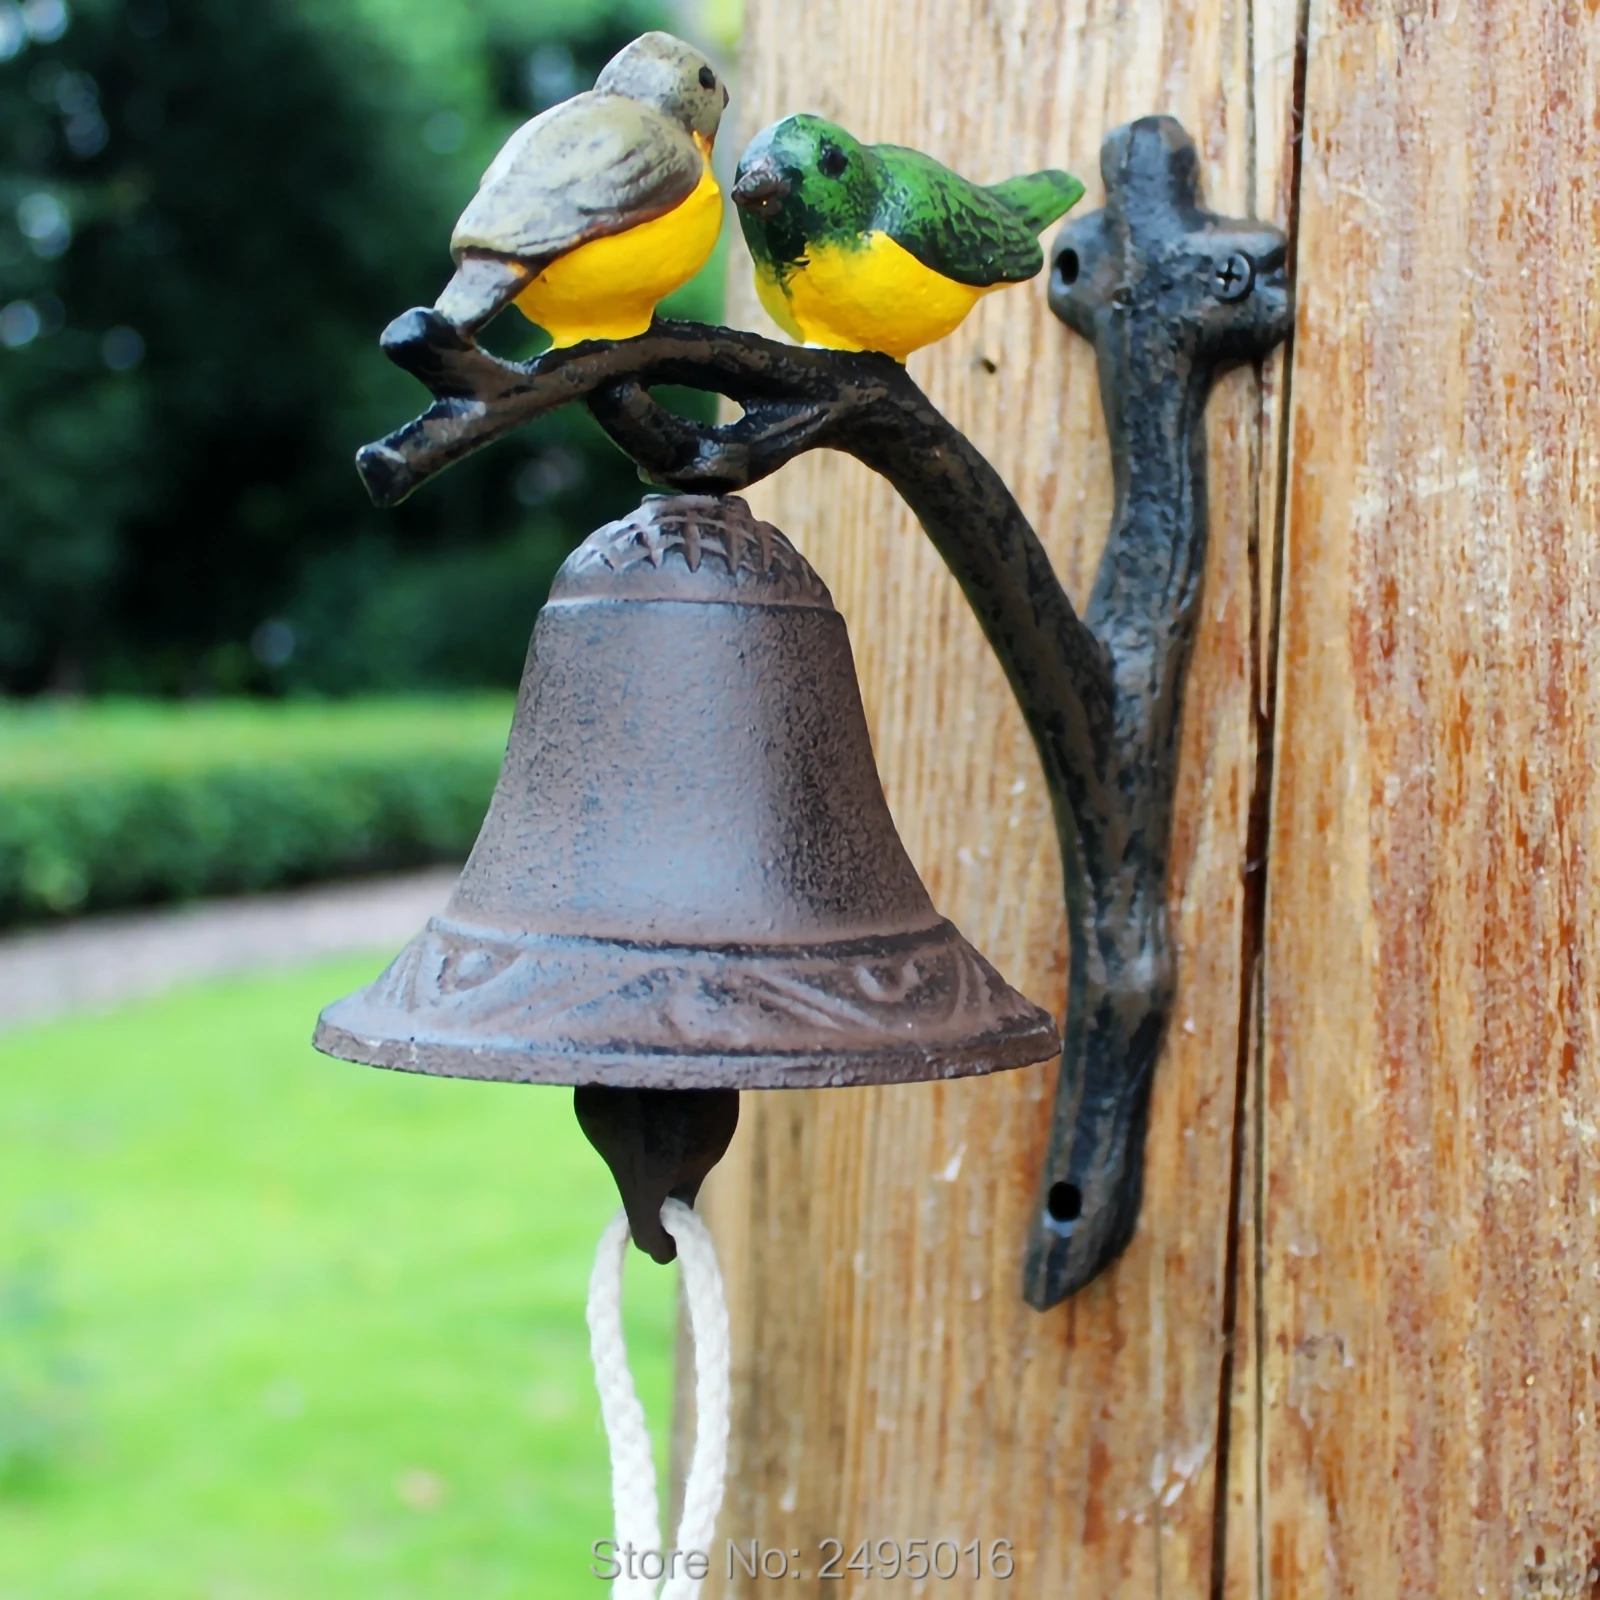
[351,116,1289,1301]
[1022,115,1291,1307]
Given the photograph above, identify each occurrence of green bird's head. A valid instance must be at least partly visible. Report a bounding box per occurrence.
[731,114,880,270]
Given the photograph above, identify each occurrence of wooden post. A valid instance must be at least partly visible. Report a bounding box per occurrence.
[1261,2,1600,1593]
[691,1,1598,1593]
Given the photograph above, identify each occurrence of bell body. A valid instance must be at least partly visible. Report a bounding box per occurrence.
[315,496,1058,1088]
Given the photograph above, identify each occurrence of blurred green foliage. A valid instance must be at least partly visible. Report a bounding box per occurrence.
[0,0,726,696]
[0,959,676,1596]
[0,696,513,921]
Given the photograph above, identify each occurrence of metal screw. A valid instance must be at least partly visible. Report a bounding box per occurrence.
[1212,252,1254,302]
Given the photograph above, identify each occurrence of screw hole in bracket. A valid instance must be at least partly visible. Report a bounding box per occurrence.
[1046,1181,1083,1226]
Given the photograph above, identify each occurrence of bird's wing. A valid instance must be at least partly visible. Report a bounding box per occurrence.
[873,144,1046,286]
[451,93,703,263]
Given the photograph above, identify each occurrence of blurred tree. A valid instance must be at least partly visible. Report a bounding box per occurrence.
[0,0,722,695]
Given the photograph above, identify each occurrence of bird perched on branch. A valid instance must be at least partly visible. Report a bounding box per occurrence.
[434,32,728,348]
[731,115,1084,362]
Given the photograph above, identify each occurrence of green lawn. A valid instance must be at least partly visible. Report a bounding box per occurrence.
[0,958,676,1600]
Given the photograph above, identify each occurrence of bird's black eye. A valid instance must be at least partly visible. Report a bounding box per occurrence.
[698,65,716,89]
[819,144,848,178]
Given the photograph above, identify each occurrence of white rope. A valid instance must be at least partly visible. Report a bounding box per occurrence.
[659,1200,730,1600]
[587,1209,661,1599]
[587,1199,730,1600]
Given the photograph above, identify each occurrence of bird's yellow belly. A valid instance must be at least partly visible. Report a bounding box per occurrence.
[758,232,990,362]
[515,164,722,348]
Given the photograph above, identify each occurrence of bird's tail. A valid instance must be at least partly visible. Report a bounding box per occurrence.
[435,251,534,336]
[987,170,1086,234]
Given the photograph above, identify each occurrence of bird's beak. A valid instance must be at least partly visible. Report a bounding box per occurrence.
[731,161,790,218]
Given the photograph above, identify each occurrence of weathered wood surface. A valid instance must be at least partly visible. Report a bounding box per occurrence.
[688,0,1600,1593]
[696,1,1297,1593]
[1261,2,1600,1594]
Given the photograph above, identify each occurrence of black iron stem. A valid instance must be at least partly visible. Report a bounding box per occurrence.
[1028,118,1290,1304]
[356,116,1289,1304]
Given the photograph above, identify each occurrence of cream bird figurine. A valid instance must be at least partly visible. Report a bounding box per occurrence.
[435,31,728,347]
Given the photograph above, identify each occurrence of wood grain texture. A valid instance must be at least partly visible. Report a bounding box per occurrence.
[692,3,1297,1593]
[1261,2,1600,1595]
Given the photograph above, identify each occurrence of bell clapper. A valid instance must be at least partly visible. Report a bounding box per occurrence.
[574,1087,740,1264]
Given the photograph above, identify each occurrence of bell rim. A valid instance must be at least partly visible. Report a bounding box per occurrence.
[311,913,1060,1089]
[311,1012,1061,1090]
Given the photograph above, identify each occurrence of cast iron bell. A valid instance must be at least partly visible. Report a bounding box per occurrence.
[315,495,1059,1257]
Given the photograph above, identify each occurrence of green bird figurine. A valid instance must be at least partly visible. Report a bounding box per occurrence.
[729,114,1084,361]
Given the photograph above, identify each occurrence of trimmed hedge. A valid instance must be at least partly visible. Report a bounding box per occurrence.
[0,697,514,924]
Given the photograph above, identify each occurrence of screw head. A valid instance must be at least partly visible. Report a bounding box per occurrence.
[1212,251,1254,302]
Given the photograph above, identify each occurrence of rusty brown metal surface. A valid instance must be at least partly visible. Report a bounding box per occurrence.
[314,494,1059,1091]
